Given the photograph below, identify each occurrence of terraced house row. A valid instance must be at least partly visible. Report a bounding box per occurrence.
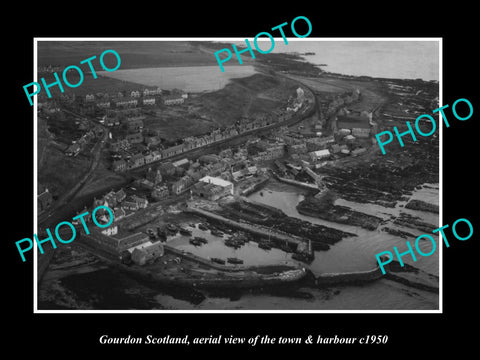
[110,115,285,172]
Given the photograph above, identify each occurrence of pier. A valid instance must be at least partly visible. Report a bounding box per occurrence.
[185,205,306,250]
[274,174,319,191]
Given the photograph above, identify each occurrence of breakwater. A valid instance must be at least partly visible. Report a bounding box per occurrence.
[273,173,319,191]
[315,262,384,286]
[239,176,270,196]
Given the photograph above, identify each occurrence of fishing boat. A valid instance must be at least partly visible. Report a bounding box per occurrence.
[225,239,241,249]
[227,257,244,265]
[189,238,203,246]
[210,229,224,237]
[210,257,226,265]
[166,223,178,233]
[258,241,272,250]
[194,236,208,244]
[198,223,209,231]
[179,227,192,236]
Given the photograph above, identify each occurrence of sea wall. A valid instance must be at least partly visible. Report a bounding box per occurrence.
[315,262,384,286]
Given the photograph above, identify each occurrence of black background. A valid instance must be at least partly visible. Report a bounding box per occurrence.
[5,3,478,356]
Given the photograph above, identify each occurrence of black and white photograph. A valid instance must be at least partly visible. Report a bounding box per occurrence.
[6,7,479,355]
[34,39,440,311]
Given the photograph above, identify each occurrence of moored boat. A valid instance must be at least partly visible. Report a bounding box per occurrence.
[225,239,242,249]
[179,227,192,236]
[227,257,244,265]
[211,257,226,265]
[210,229,224,237]
[194,236,208,244]
[189,238,203,246]
[258,241,272,250]
[166,223,178,233]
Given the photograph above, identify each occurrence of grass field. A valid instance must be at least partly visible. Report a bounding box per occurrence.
[37,41,219,69]
[38,145,91,198]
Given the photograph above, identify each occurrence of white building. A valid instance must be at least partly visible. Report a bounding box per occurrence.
[143,97,156,106]
[309,149,331,161]
[199,176,234,195]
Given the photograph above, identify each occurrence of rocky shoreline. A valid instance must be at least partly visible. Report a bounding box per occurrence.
[296,193,383,231]
[405,200,439,214]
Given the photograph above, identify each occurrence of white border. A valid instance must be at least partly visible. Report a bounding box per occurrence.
[33,37,442,314]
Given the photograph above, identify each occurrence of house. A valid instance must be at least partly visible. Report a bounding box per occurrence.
[104,191,119,208]
[331,144,342,154]
[131,195,148,208]
[83,229,149,255]
[143,88,162,97]
[142,97,155,106]
[351,147,367,157]
[338,128,351,136]
[144,153,154,164]
[85,94,95,102]
[151,185,170,201]
[105,117,119,127]
[130,90,141,98]
[112,97,138,108]
[146,168,163,185]
[123,198,139,211]
[115,189,126,203]
[192,181,231,201]
[158,162,176,176]
[112,159,127,172]
[161,144,184,158]
[101,225,118,236]
[126,132,143,144]
[198,176,234,195]
[97,101,111,109]
[131,242,164,266]
[151,150,162,161]
[172,158,190,169]
[128,153,145,168]
[144,136,161,147]
[171,175,194,195]
[114,207,126,221]
[135,178,155,190]
[288,143,308,155]
[163,97,184,106]
[309,149,331,161]
[65,143,82,157]
[110,139,130,152]
[352,128,371,138]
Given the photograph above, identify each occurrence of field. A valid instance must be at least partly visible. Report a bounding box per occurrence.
[97,65,257,93]
[37,41,221,69]
[38,144,91,198]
